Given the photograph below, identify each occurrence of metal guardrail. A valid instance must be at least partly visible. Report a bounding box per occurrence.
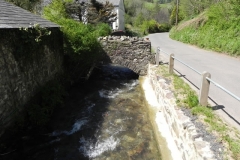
[156,47,240,105]
[172,55,201,75]
[157,47,201,75]
[206,77,240,102]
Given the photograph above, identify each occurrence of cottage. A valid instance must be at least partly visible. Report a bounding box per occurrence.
[0,0,63,136]
[98,0,125,31]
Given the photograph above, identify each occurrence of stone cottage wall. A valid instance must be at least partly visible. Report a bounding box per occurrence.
[99,36,155,75]
[0,28,63,136]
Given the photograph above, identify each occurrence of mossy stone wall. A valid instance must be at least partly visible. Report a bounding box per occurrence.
[0,28,63,136]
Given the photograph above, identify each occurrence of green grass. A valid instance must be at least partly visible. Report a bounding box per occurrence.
[170,2,240,56]
[156,64,240,159]
[170,25,240,56]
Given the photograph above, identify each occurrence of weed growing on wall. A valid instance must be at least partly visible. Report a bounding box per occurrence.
[19,24,51,42]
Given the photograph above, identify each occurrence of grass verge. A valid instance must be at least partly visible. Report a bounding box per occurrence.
[170,2,240,57]
[155,64,240,159]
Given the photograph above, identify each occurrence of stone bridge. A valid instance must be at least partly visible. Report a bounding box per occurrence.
[99,36,155,75]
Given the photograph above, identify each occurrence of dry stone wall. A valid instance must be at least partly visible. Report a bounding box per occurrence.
[148,64,216,160]
[99,36,155,75]
[0,28,63,136]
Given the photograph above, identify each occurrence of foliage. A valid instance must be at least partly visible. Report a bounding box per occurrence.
[139,19,170,35]
[223,135,240,159]
[59,19,99,54]
[169,4,184,25]
[170,1,240,55]
[125,24,142,37]
[44,0,111,54]
[158,23,171,31]
[6,0,41,13]
[140,20,157,34]
[179,0,217,19]
[124,0,173,36]
[172,74,199,108]
[43,0,71,21]
[133,13,145,27]
[44,0,111,82]
[94,23,112,37]
[19,24,51,42]
[87,0,117,24]
[185,91,199,108]
[125,14,133,25]
[158,0,172,3]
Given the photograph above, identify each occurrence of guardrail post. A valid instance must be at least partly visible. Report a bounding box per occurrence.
[169,54,174,74]
[156,48,160,65]
[199,71,211,106]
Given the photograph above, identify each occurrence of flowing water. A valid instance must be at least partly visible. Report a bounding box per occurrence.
[1,65,161,160]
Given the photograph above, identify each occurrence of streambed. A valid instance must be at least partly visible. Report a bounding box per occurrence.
[1,65,161,160]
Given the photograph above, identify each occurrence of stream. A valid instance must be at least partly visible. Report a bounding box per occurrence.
[1,65,161,160]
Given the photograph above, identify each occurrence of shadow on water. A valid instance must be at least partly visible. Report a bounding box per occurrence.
[1,64,161,160]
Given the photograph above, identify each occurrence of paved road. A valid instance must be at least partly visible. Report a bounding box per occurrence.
[146,33,240,131]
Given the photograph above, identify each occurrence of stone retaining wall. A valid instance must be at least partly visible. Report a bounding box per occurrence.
[99,36,155,75]
[147,64,215,160]
[0,28,63,136]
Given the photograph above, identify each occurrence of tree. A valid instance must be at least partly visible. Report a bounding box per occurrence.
[64,1,84,21]
[6,0,41,13]
[170,4,183,25]
[87,0,117,24]
[180,0,219,18]
[124,0,145,16]
[64,0,117,25]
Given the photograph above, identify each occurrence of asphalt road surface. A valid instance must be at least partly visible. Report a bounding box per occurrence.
[146,33,240,131]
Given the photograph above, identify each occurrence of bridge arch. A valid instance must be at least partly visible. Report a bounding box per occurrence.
[99,36,155,75]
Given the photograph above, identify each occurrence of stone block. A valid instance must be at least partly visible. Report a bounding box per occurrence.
[147,64,216,160]
[100,36,154,76]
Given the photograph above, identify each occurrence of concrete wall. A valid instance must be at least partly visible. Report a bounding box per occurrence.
[99,36,155,75]
[0,28,63,136]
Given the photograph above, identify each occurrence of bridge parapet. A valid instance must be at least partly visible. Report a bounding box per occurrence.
[98,36,154,75]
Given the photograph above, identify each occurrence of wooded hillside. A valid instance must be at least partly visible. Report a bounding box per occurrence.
[124,0,173,36]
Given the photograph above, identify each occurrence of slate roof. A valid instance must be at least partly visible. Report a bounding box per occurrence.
[0,0,59,28]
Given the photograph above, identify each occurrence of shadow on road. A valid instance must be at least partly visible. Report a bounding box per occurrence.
[173,68,200,90]
[211,103,240,127]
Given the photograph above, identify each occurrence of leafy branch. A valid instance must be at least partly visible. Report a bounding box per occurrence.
[19,23,51,42]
